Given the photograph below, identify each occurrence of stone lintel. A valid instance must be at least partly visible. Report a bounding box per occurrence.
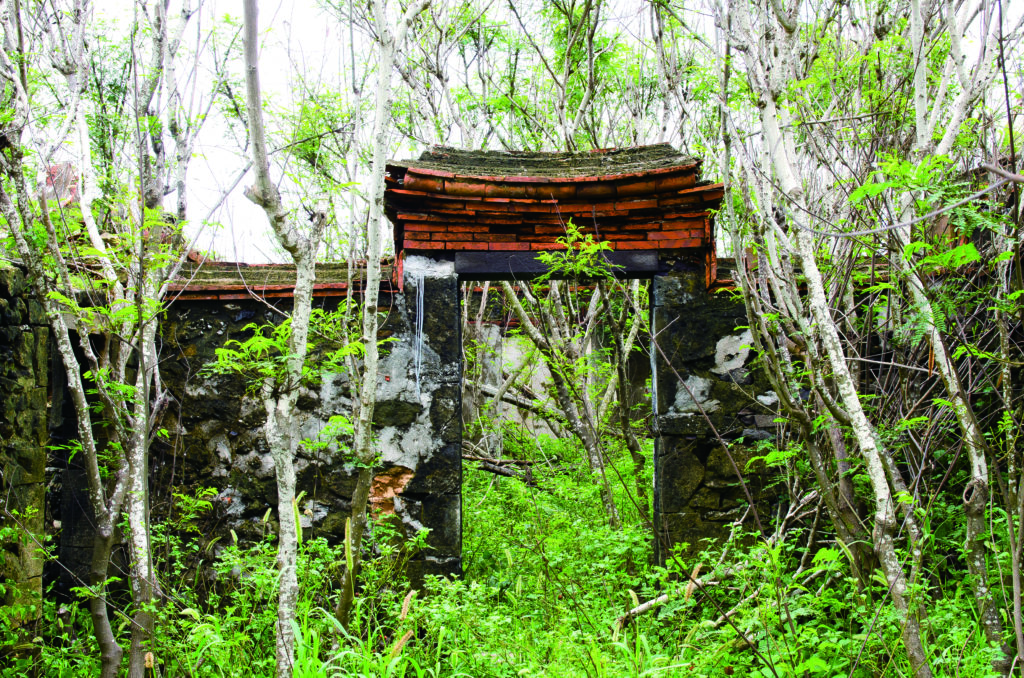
[454,250,659,279]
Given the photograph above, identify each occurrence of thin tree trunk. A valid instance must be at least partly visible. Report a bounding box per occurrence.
[336,0,431,630]
[241,2,325,673]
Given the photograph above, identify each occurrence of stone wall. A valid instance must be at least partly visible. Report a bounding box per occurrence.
[0,264,48,624]
[34,253,774,586]
[153,256,461,581]
[651,259,776,563]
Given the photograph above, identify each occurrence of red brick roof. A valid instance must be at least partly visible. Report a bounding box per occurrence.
[385,144,723,255]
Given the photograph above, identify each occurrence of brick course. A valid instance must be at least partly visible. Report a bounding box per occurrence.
[386,145,723,256]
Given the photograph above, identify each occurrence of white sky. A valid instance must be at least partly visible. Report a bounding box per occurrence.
[92,0,1023,263]
[97,0,348,263]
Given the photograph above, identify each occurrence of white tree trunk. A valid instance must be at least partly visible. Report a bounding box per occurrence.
[242,2,326,673]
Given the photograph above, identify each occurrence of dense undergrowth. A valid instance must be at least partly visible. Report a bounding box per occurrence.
[7,433,1006,677]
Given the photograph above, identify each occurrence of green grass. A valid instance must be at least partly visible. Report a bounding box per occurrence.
[10,433,1009,677]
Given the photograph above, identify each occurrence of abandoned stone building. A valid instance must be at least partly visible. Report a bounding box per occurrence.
[1,144,780,611]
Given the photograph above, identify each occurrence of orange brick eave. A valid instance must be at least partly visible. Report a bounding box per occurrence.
[385,145,724,267]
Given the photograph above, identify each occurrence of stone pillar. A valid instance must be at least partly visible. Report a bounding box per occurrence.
[374,255,462,580]
[651,264,775,564]
[0,264,49,626]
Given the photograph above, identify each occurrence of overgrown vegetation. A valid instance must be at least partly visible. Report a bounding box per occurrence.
[2,0,1023,675]
[7,426,1010,677]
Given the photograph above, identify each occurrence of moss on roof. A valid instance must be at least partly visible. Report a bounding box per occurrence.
[388,144,698,179]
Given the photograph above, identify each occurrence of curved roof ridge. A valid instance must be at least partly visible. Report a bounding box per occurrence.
[388,143,699,180]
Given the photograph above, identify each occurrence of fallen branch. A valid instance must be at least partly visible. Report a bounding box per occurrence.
[473,460,542,489]
[614,564,704,631]
[465,380,556,420]
[461,454,538,466]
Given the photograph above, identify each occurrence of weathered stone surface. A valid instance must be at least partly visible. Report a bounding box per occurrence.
[654,436,705,513]
[706,444,766,483]
[651,266,776,564]
[657,510,727,560]
[0,265,48,624]
[139,256,463,583]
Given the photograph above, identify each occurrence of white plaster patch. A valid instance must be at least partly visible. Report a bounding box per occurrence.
[711,329,753,375]
[756,391,779,407]
[671,375,720,414]
[404,255,455,279]
[377,413,434,469]
[378,344,434,404]
[232,450,274,477]
[393,496,426,534]
[208,434,231,478]
[215,487,246,518]
[300,500,329,528]
[320,372,352,411]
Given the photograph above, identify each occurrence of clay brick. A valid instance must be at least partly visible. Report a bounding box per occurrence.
[510,201,558,213]
[387,188,431,198]
[657,238,703,249]
[662,218,704,230]
[405,232,433,240]
[530,242,567,250]
[476,202,511,212]
[477,215,524,225]
[615,241,657,250]
[444,179,488,196]
[615,178,656,197]
[659,195,701,207]
[525,184,577,200]
[447,224,488,233]
[426,199,466,210]
[616,198,658,210]
[621,222,657,231]
[577,182,616,199]
[534,225,570,235]
[600,233,638,240]
[396,212,447,222]
[474,233,518,242]
[664,211,710,219]
[404,174,445,193]
[404,240,445,250]
[485,183,528,199]
[649,230,703,240]
[654,173,696,192]
[489,242,532,251]
[445,241,488,250]
[404,223,441,233]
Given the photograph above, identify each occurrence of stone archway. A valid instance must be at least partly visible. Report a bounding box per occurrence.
[384,144,778,572]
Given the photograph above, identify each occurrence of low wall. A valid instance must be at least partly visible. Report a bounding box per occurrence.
[0,265,48,624]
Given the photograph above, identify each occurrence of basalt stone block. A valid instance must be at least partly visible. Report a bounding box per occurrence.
[406,442,460,496]
[418,492,461,556]
[406,556,461,586]
[429,383,462,445]
[656,510,726,561]
[654,435,706,513]
[374,399,424,428]
[0,267,27,298]
[656,411,713,437]
[59,470,96,552]
[689,487,720,510]
[28,299,46,326]
[33,328,48,385]
[705,444,765,484]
